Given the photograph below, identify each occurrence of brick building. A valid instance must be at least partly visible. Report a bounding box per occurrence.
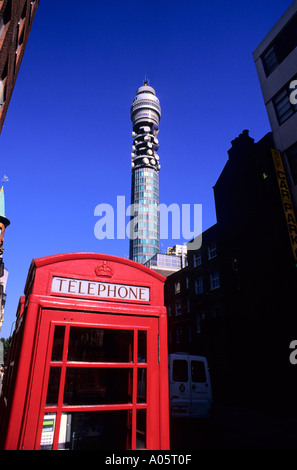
[0,0,39,331]
[0,0,39,133]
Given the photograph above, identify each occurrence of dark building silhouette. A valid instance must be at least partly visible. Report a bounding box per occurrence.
[165,130,297,414]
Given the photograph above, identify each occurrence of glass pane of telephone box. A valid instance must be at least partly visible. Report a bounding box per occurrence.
[136,409,146,449]
[46,367,61,406]
[137,368,146,403]
[58,411,132,450]
[63,368,133,405]
[137,330,147,362]
[67,327,134,363]
[51,326,65,361]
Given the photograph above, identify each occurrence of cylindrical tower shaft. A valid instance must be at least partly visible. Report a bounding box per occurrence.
[129,81,161,264]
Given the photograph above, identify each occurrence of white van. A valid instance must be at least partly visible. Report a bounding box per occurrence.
[168,353,212,418]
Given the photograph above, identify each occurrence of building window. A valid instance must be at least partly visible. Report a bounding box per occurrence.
[286,143,297,185]
[175,301,182,316]
[196,314,201,333]
[193,251,201,267]
[186,277,189,289]
[195,277,203,295]
[30,1,38,14]
[210,271,220,290]
[0,3,11,40]
[232,255,239,271]
[187,297,190,313]
[0,58,8,110]
[262,45,279,76]
[211,306,223,318]
[273,80,297,125]
[261,12,297,77]
[176,328,183,344]
[174,281,180,294]
[208,242,217,260]
[188,326,192,343]
[0,79,5,107]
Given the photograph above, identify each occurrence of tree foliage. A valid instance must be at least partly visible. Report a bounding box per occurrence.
[0,336,11,363]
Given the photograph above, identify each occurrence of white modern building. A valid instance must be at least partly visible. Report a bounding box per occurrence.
[144,245,187,277]
[253,0,297,207]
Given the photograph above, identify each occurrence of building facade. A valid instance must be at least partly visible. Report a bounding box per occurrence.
[253,0,297,209]
[0,185,10,331]
[165,130,297,413]
[129,81,161,264]
[144,245,187,277]
[0,0,38,330]
[0,0,39,133]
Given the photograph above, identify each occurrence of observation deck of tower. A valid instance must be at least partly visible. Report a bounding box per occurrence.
[129,81,161,264]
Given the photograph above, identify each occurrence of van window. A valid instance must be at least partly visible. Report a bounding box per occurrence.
[191,360,206,383]
[173,360,188,382]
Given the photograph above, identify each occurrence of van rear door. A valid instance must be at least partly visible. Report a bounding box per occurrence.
[169,354,190,417]
[189,356,211,417]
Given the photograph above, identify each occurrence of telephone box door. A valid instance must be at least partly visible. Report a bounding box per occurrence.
[22,310,160,450]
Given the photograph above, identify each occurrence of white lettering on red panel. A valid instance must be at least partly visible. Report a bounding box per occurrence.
[51,276,150,302]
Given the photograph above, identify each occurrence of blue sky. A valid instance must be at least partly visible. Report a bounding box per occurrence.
[0,0,293,337]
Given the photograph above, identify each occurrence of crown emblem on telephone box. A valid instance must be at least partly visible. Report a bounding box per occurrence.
[95,261,113,278]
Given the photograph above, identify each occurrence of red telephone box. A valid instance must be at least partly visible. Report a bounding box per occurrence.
[0,253,170,450]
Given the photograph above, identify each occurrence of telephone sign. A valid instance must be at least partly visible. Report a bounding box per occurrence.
[51,276,150,301]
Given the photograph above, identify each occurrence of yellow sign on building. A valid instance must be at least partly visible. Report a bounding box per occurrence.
[272,148,297,265]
